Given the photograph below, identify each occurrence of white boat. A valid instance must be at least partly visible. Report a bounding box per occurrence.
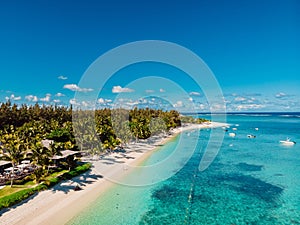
[279,138,296,145]
[255,128,259,131]
[247,134,256,138]
[232,127,237,131]
[229,132,236,137]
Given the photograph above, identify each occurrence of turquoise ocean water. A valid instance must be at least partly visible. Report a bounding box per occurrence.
[69,113,300,224]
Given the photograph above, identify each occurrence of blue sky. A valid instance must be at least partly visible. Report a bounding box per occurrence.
[0,0,299,112]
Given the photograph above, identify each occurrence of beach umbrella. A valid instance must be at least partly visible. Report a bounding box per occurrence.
[17,164,27,169]
[4,167,13,172]
[21,160,30,164]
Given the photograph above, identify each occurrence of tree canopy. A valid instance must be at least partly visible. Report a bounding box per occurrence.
[0,103,184,153]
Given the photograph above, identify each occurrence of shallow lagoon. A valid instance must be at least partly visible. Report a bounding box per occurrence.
[69,114,300,225]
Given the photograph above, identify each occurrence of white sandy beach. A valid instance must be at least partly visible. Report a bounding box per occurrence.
[0,122,227,225]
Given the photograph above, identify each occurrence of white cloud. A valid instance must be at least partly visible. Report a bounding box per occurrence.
[145,89,155,93]
[126,100,139,106]
[210,103,226,111]
[97,98,105,104]
[236,104,265,111]
[234,97,247,102]
[112,86,134,93]
[7,94,21,101]
[40,94,51,102]
[25,95,38,102]
[58,75,68,80]
[98,98,113,104]
[81,101,89,107]
[189,91,201,96]
[33,96,38,102]
[140,98,148,104]
[173,100,183,108]
[223,98,231,104]
[246,97,257,103]
[275,92,287,98]
[53,99,61,103]
[69,98,79,105]
[199,104,206,110]
[68,99,95,108]
[64,84,93,92]
[159,88,166,93]
[188,97,193,102]
[55,92,65,97]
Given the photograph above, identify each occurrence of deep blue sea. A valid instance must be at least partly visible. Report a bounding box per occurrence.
[69,113,300,225]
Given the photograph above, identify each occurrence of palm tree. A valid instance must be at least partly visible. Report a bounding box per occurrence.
[73,113,102,156]
[29,140,52,183]
[0,130,26,187]
[150,117,167,135]
[117,121,133,145]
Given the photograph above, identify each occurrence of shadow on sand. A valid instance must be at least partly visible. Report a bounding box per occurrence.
[0,170,104,216]
[50,170,103,194]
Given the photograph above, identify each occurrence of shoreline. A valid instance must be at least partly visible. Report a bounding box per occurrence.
[0,122,228,225]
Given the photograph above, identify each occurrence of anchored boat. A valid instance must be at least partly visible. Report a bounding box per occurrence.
[279,138,296,145]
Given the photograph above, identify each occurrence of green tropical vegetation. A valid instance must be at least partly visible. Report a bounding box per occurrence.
[0,102,206,160]
[180,114,209,124]
[0,101,208,209]
[0,163,91,210]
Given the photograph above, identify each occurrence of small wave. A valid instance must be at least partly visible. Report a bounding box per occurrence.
[248,114,272,117]
[278,114,300,118]
[227,114,272,117]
